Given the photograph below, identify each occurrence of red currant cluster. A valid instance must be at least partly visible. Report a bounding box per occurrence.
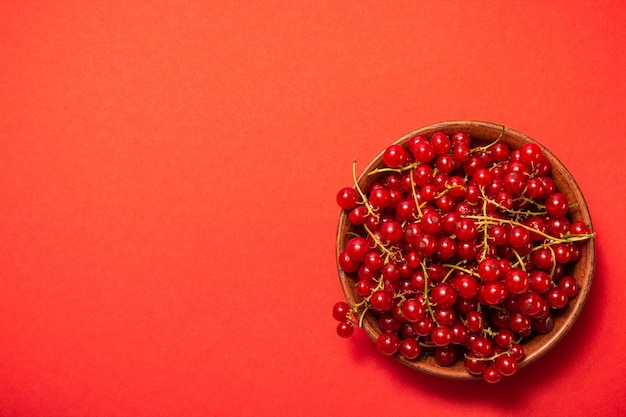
[333,130,594,383]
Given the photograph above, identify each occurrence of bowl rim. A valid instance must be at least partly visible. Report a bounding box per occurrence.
[336,120,596,380]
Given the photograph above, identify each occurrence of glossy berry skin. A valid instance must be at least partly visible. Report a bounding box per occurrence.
[414,316,434,337]
[452,131,471,147]
[491,142,510,162]
[399,338,421,359]
[509,312,532,336]
[431,132,452,154]
[517,291,545,317]
[531,247,554,270]
[469,336,493,358]
[402,298,426,322]
[434,345,457,366]
[383,144,409,168]
[465,310,484,332]
[336,321,354,338]
[379,219,404,244]
[450,321,469,345]
[532,314,554,334]
[483,365,503,383]
[369,187,390,209]
[494,329,515,348]
[479,282,507,306]
[336,187,358,210]
[376,331,400,355]
[509,343,525,361]
[452,274,479,299]
[456,218,478,241]
[332,302,351,321]
[545,287,568,309]
[430,283,457,308]
[338,250,360,273]
[529,270,552,294]
[494,354,518,376]
[504,269,529,295]
[558,275,579,298]
[345,237,369,262]
[508,226,530,248]
[431,326,453,347]
[478,258,502,282]
[464,352,488,376]
[545,192,569,217]
[519,143,543,165]
[411,140,435,163]
[370,291,394,312]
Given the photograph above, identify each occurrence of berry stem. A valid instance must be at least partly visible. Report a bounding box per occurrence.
[368,161,419,176]
[470,125,505,153]
[442,262,481,279]
[511,248,527,272]
[409,167,424,218]
[363,223,401,263]
[421,261,437,323]
[352,160,379,220]
[466,214,594,244]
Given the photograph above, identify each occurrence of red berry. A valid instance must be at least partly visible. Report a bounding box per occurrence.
[465,310,484,333]
[383,144,409,168]
[494,354,518,376]
[336,187,358,210]
[517,291,545,317]
[519,143,543,165]
[456,218,478,241]
[430,282,458,308]
[336,321,354,338]
[399,338,421,359]
[479,281,507,306]
[434,345,457,366]
[332,302,351,321]
[431,325,453,347]
[376,331,400,355]
[509,312,532,336]
[532,314,554,334]
[410,140,435,163]
[402,298,426,322]
[558,275,579,298]
[370,290,394,312]
[545,192,569,217]
[529,270,552,294]
[545,287,568,309]
[504,269,529,295]
[338,250,360,273]
[452,274,479,299]
[464,352,488,375]
[345,237,369,262]
[431,132,451,154]
[478,258,502,282]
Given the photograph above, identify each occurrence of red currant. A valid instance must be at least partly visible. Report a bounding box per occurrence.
[376,331,400,355]
[383,144,409,168]
[336,187,358,210]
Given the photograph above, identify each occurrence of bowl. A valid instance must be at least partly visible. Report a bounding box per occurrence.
[336,120,595,379]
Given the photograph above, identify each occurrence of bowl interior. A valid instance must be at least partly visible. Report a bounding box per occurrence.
[336,120,595,379]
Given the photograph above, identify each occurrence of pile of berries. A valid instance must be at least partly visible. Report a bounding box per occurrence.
[332,130,594,383]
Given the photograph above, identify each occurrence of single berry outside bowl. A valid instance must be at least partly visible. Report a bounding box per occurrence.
[335,120,595,381]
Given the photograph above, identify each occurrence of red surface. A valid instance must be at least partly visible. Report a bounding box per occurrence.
[1,1,625,416]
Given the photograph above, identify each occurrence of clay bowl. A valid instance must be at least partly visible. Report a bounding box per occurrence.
[336,120,595,379]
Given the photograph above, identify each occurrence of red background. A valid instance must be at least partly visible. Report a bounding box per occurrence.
[1,1,625,416]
